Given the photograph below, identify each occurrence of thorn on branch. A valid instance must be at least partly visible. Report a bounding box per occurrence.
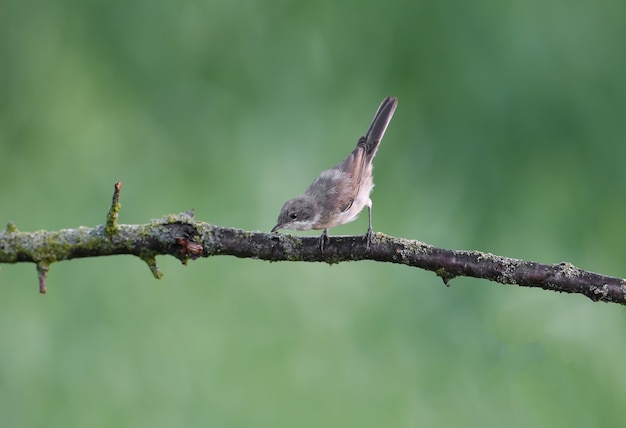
[142,255,163,279]
[436,268,456,287]
[5,221,18,234]
[180,209,195,221]
[106,181,122,236]
[37,262,49,294]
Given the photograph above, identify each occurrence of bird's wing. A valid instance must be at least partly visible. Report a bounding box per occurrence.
[310,97,398,215]
[334,142,368,213]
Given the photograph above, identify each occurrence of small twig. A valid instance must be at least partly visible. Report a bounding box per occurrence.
[142,255,163,279]
[105,181,122,236]
[37,262,49,294]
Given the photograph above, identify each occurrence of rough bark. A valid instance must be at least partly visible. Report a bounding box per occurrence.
[1,182,624,302]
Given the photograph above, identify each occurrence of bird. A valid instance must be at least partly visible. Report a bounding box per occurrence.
[271,96,398,252]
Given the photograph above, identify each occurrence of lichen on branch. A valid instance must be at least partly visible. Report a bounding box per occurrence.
[1,182,624,303]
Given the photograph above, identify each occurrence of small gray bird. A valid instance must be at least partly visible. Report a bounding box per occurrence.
[271,96,398,251]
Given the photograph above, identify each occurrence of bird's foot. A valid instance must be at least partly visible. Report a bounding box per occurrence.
[365,227,373,250]
[318,229,329,254]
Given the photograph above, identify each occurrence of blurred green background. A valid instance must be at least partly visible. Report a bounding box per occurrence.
[1,0,625,426]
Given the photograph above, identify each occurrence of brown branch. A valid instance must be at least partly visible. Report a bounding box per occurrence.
[1,183,624,303]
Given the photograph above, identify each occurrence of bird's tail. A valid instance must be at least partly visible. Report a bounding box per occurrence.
[362,96,398,158]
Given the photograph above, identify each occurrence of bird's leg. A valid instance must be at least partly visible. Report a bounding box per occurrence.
[319,228,329,254]
[365,205,373,249]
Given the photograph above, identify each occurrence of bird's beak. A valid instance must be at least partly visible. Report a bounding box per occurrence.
[271,224,282,233]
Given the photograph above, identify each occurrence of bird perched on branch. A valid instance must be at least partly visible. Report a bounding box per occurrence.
[271,96,398,252]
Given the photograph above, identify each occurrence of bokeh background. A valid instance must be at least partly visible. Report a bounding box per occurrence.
[1,0,625,426]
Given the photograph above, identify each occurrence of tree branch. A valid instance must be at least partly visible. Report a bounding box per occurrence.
[1,183,624,303]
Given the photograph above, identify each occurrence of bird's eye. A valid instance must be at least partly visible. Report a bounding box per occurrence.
[289,213,297,220]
